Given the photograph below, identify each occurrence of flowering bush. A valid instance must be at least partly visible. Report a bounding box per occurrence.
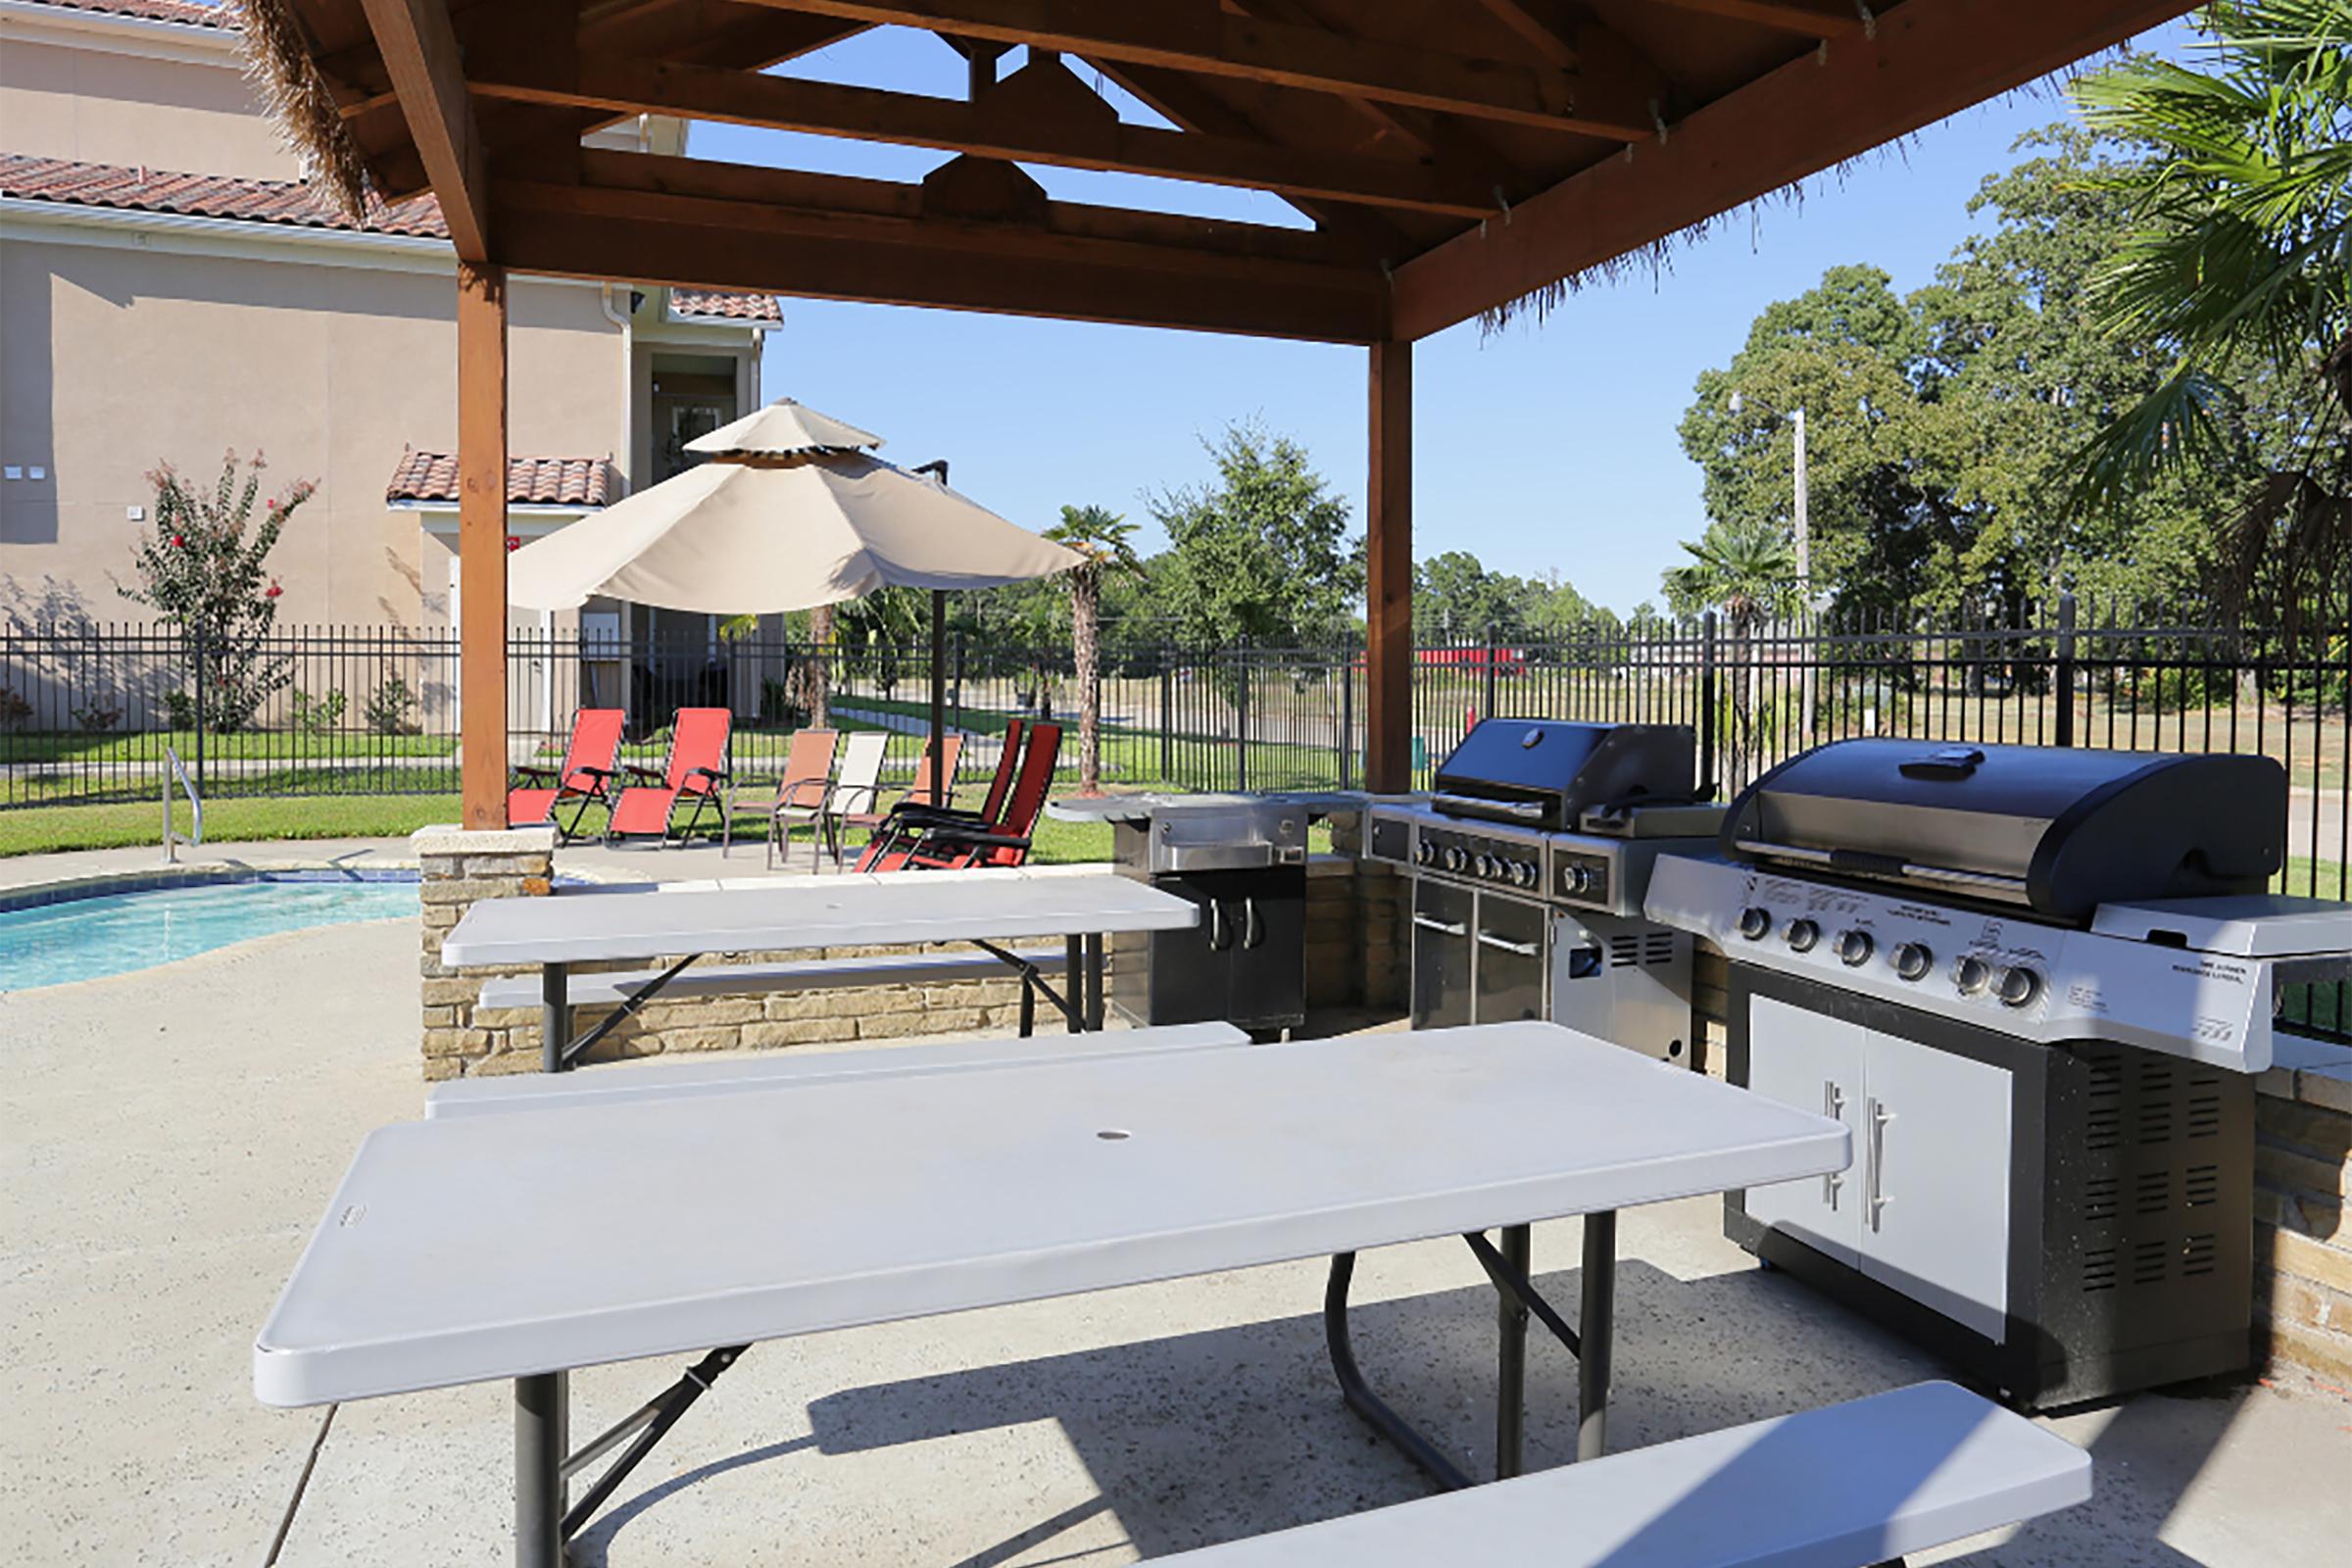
[120,451,316,731]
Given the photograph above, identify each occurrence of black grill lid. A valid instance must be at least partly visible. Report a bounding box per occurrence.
[1720,739,2286,920]
[1432,719,1696,830]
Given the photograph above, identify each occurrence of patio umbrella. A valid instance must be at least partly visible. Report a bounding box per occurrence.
[508,398,1079,807]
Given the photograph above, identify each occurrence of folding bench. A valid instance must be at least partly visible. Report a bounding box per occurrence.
[426,1019,1251,1117]
[1147,1381,2089,1568]
[475,946,1084,1041]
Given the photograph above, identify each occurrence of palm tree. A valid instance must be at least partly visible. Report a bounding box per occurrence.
[2070,1,2352,618]
[1044,504,1140,795]
[1662,519,1799,634]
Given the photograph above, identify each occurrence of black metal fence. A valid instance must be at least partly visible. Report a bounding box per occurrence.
[6,602,2346,921]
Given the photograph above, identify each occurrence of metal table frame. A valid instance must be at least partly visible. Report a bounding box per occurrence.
[515,927,1110,1563]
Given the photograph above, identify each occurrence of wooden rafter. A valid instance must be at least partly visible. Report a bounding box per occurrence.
[1634,0,1864,39]
[472,56,1505,217]
[531,148,1376,276]
[753,0,1653,137]
[1393,0,2199,337]
[357,0,492,257]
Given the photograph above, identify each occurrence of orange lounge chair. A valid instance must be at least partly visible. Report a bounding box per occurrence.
[607,708,733,849]
[852,720,1019,872]
[508,708,623,843]
[861,722,1059,872]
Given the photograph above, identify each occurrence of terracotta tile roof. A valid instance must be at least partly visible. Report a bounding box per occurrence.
[386,450,617,509]
[1,153,448,237]
[24,0,238,28]
[671,289,782,323]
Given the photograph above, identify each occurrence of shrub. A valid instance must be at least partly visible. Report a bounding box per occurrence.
[290,687,347,735]
[119,450,315,732]
[71,703,122,733]
[0,687,30,730]
[364,675,419,736]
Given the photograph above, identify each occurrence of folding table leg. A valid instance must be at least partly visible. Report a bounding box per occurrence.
[541,963,570,1076]
[1579,1210,1616,1461]
[1494,1224,1531,1480]
[1082,934,1106,1030]
[1062,936,1084,1034]
[515,1371,567,1568]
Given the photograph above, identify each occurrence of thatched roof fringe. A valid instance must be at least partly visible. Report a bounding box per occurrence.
[234,0,370,224]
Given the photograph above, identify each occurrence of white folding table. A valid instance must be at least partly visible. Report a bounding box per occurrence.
[256,1022,1848,1565]
[440,869,1202,1069]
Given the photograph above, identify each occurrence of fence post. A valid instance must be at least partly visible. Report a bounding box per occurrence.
[1234,640,1250,793]
[1340,644,1354,791]
[191,626,207,798]
[1697,611,1718,799]
[1483,621,1501,720]
[1159,654,1174,784]
[953,631,966,739]
[2053,592,2077,749]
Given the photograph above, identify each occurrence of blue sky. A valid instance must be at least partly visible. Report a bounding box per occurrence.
[697,22,2195,613]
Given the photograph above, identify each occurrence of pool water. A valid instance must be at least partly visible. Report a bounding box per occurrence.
[0,876,419,992]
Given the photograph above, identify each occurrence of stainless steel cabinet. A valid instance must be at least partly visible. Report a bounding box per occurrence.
[1746,998,2013,1343]
[1472,892,1547,1023]
[1410,881,1475,1029]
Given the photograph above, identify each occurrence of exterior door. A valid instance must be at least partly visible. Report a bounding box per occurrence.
[1859,1028,2013,1343]
[1410,880,1474,1030]
[1744,997,1866,1267]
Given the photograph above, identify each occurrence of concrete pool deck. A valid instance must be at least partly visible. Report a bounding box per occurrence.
[5,913,2350,1565]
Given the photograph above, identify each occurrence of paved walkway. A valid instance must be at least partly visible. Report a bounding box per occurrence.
[4,918,2345,1565]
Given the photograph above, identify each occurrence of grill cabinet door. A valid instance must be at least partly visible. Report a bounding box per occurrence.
[1858,1028,2013,1344]
[1471,891,1547,1024]
[1133,873,1232,1026]
[1744,997,1865,1267]
[1222,866,1305,1029]
[1410,880,1474,1030]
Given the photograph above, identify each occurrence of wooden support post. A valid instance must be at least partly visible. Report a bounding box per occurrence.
[458,260,511,829]
[1366,338,1412,794]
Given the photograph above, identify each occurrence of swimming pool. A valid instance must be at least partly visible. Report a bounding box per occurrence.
[0,873,419,991]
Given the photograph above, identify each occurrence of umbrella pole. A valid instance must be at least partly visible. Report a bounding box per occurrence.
[929,589,948,808]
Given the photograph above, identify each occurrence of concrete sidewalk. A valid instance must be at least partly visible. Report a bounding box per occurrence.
[4,916,2347,1566]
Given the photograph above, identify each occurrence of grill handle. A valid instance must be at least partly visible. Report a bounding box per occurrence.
[1411,913,1467,938]
[1476,930,1542,958]
[1430,793,1546,822]
[1242,896,1263,950]
[1823,1080,1846,1210]
[1865,1097,1894,1233]
[1208,901,1232,951]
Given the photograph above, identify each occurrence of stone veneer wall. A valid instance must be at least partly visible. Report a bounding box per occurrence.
[1689,945,2352,1392]
[418,832,1404,1081]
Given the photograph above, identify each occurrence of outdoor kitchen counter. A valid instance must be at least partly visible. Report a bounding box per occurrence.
[1044,790,1372,823]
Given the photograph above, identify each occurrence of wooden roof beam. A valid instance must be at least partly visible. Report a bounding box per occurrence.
[1392,0,2201,338]
[472,55,1504,217]
[753,0,1653,137]
[488,199,1387,341]
[358,0,493,259]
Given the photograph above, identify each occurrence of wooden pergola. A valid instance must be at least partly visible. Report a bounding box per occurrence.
[267,0,2192,826]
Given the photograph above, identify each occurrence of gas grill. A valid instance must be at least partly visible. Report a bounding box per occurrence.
[1364,719,1721,1063]
[1644,737,2350,1408]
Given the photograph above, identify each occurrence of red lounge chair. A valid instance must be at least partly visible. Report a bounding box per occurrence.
[508,709,623,843]
[865,722,1059,872]
[852,720,1020,872]
[607,708,734,849]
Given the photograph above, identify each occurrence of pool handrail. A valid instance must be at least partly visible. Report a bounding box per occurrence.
[163,746,203,863]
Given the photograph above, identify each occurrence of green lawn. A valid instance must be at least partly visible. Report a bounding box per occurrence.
[0,793,470,858]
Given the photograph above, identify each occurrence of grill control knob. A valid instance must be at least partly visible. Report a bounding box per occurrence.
[1953,956,1992,996]
[1996,965,2043,1008]
[1737,906,1773,941]
[1785,918,1820,953]
[1837,929,1875,967]
[1563,863,1595,896]
[1891,942,1934,981]
[1516,860,1541,890]
[1416,839,1438,865]
[1443,846,1467,872]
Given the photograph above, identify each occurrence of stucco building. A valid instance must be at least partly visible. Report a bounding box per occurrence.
[0,0,775,640]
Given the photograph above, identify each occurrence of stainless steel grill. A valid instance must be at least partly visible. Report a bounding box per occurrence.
[1644,738,2344,1409]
